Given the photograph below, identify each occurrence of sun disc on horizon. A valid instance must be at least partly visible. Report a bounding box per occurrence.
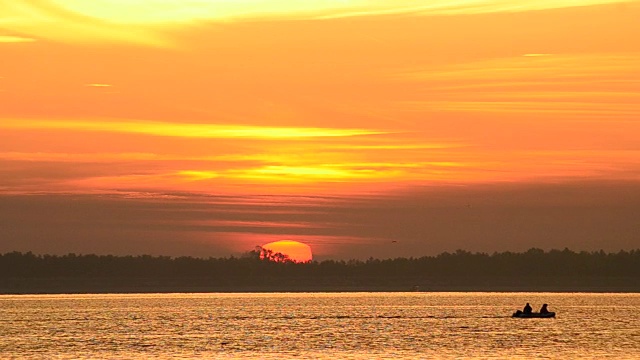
[261,240,313,263]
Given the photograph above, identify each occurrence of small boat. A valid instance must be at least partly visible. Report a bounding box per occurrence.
[512,311,555,318]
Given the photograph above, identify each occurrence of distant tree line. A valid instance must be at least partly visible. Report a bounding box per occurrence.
[1,248,639,293]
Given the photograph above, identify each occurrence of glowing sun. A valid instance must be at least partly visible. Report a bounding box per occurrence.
[261,240,313,263]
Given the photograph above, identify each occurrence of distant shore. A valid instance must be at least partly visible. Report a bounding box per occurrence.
[2,249,638,294]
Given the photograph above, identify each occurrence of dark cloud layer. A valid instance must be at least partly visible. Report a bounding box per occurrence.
[1,181,638,259]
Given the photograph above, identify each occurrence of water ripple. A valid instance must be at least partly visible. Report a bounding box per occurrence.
[0,292,638,359]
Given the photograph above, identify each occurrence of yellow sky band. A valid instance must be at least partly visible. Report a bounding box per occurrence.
[3,0,637,45]
[1,119,385,139]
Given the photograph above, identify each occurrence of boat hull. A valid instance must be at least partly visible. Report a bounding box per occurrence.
[512,311,555,318]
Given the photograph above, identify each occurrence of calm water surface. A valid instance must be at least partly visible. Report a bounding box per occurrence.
[1,292,638,359]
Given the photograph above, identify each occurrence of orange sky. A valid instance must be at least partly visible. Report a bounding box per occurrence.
[1,0,639,258]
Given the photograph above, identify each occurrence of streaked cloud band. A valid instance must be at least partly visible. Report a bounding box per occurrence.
[2,0,636,45]
[0,35,36,43]
[1,119,385,139]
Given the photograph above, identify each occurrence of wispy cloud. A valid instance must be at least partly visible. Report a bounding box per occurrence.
[0,35,35,43]
[397,53,640,118]
[45,0,640,22]
[0,118,385,139]
[2,0,636,45]
[0,0,167,46]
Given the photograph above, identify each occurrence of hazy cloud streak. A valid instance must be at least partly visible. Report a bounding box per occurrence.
[0,118,385,139]
[0,35,36,42]
[2,0,637,45]
[396,53,640,118]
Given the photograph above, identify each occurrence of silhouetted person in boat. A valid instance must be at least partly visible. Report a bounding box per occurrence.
[523,303,532,314]
[539,304,549,314]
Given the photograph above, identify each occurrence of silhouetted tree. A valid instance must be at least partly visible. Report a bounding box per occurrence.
[258,246,292,263]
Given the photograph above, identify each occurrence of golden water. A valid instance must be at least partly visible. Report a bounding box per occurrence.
[1,292,639,359]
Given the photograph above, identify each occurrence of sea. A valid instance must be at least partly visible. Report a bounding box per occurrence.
[1,292,638,359]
